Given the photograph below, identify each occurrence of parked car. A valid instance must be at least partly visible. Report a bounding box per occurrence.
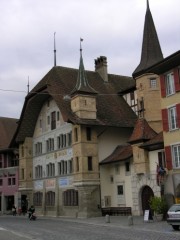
[167,204,180,230]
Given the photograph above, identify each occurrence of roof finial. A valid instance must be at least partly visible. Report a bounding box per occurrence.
[80,38,83,55]
[27,76,30,94]
[147,0,149,10]
[54,32,56,67]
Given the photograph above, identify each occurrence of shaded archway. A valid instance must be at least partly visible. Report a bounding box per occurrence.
[141,186,154,213]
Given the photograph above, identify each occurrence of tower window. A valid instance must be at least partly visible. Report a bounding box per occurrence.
[87,156,93,171]
[86,127,91,141]
[150,78,157,88]
[74,128,78,142]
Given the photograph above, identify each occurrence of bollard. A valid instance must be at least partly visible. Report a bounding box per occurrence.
[128,215,133,226]
[105,214,110,223]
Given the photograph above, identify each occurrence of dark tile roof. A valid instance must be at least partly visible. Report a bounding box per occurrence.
[15,66,137,143]
[0,117,18,150]
[100,144,132,165]
[133,1,163,78]
[128,118,157,144]
[145,50,180,75]
[140,131,164,151]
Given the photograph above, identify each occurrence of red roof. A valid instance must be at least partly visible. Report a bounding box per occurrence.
[100,144,132,165]
[128,118,157,144]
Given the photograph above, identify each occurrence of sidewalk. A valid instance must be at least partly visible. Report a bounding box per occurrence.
[55,215,173,233]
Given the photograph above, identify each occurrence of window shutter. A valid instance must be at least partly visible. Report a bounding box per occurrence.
[160,75,166,97]
[176,103,180,128]
[161,109,169,131]
[165,146,172,170]
[174,68,180,92]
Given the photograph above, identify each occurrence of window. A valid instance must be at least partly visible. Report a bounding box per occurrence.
[68,159,73,174]
[39,119,42,128]
[150,78,157,88]
[35,165,43,178]
[87,156,93,171]
[158,151,166,169]
[46,163,55,177]
[0,178,3,186]
[47,116,50,125]
[117,185,123,195]
[172,144,180,168]
[51,111,56,130]
[8,175,16,186]
[57,111,60,121]
[168,106,177,130]
[166,72,175,96]
[63,189,78,206]
[46,191,55,206]
[21,168,25,180]
[74,127,78,142]
[0,155,3,168]
[125,162,130,172]
[67,132,72,146]
[34,192,43,206]
[86,127,91,141]
[138,98,144,118]
[35,142,42,156]
[46,138,54,152]
[76,157,79,172]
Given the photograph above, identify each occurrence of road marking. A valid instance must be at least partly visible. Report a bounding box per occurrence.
[0,227,6,230]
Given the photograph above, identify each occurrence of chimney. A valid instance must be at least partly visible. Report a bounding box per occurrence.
[95,56,108,82]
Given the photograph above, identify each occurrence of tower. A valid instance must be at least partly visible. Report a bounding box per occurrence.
[133,0,163,133]
[70,40,100,217]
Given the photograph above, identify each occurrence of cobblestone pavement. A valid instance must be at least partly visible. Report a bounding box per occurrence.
[0,214,180,240]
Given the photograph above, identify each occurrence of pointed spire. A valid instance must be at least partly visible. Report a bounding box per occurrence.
[133,0,163,77]
[54,32,56,67]
[147,0,149,10]
[71,38,97,96]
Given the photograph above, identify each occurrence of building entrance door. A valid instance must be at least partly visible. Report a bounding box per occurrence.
[141,186,154,213]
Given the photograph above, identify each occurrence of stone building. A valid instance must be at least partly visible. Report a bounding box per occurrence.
[13,46,137,217]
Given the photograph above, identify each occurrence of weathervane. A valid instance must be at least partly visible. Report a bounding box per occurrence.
[54,32,56,67]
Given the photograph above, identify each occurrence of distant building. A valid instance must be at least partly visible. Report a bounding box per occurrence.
[0,117,18,214]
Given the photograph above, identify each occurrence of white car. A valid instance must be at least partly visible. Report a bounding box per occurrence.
[167,204,180,230]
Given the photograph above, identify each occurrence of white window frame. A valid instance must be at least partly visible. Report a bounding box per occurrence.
[166,72,175,96]
[150,78,157,89]
[168,106,177,130]
[172,144,180,168]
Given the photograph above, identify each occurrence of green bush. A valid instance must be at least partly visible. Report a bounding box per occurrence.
[149,196,168,214]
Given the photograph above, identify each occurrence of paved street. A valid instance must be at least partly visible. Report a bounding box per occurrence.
[0,215,180,240]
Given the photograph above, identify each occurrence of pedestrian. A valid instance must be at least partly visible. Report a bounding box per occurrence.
[12,205,17,216]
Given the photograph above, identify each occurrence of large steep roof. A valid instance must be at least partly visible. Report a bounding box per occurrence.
[15,66,137,143]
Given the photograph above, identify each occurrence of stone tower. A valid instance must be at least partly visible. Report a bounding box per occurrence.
[133,0,163,133]
[70,43,100,217]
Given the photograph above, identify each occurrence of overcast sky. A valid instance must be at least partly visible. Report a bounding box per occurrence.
[0,0,179,119]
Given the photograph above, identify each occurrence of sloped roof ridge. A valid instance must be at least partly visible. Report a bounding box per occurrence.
[128,118,157,143]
